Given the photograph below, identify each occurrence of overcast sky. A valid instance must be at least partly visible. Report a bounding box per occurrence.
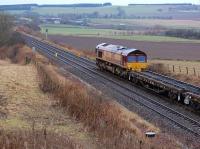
[0,0,199,5]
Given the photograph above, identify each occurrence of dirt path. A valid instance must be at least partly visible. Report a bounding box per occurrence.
[0,61,98,149]
[49,35,200,61]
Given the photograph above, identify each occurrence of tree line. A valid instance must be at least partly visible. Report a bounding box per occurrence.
[165,29,200,40]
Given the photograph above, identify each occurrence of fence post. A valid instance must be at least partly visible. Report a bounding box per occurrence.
[173,65,175,73]
[193,68,196,76]
[167,64,170,72]
[186,67,189,75]
[179,66,181,73]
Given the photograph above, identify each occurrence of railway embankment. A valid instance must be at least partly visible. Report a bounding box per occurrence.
[34,50,180,149]
[0,39,181,148]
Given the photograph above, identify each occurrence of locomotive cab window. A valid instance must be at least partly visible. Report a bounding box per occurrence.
[127,50,147,63]
[138,56,146,62]
[127,56,137,62]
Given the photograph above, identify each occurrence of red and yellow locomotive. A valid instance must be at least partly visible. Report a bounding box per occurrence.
[96,43,148,75]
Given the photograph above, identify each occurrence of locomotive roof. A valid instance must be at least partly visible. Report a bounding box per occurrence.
[96,43,146,56]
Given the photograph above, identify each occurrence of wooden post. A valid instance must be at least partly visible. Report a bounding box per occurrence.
[193,68,196,76]
[167,64,170,72]
[186,67,189,75]
[179,66,181,73]
[173,65,175,72]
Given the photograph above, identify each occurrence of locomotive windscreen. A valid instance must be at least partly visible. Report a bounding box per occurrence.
[138,56,146,62]
[127,55,146,62]
[127,56,137,62]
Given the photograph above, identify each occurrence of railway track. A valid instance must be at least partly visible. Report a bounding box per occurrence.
[24,35,200,139]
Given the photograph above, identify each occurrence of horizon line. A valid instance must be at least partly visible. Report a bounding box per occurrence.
[0,2,199,6]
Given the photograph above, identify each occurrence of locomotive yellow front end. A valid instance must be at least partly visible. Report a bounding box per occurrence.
[126,50,148,72]
[127,62,148,72]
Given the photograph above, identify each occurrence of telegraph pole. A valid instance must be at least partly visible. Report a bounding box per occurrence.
[45,28,48,40]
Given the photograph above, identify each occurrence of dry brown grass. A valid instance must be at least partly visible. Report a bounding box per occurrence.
[0,46,99,149]
[0,63,98,149]
[0,130,82,149]
[34,54,181,149]
[0,44,34,64]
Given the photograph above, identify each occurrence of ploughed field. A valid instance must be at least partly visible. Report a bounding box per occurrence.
[49,35,200,61]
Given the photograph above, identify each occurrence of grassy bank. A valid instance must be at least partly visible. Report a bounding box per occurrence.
[0,46,97,149]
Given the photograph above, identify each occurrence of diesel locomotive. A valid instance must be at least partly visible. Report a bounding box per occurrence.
[96,43,148,74]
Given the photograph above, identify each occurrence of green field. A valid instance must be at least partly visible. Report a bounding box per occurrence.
[7,5,200,31]
[41,24,200,43]
[41,24,113,35]
[6,5,200,19]
[32,5,169,16]
[90,19,200,30]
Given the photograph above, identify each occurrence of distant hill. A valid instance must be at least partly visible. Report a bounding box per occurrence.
[0,4,38,11]
[0,3,112,11]
[128,3,193,6]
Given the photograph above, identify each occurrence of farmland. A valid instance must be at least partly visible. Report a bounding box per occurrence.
[40,24,200,43]
[48,34,200,61]
[9,5,200,20]
[90,18,200,30]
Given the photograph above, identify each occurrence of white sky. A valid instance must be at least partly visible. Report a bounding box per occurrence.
[0,0,199,5]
